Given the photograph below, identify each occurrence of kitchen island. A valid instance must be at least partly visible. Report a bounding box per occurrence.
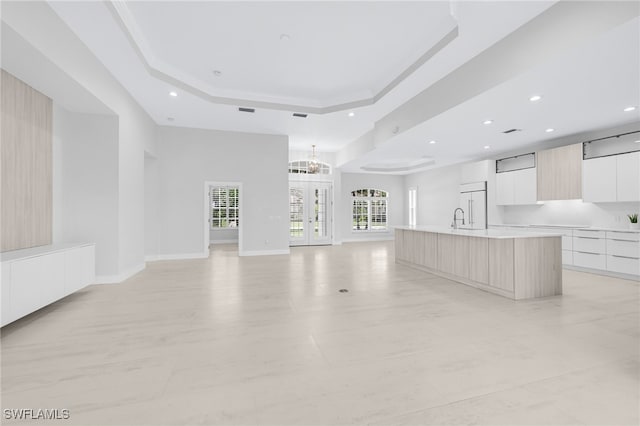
[395,226,562,300]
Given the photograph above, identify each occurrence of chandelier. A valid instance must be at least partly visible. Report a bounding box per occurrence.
[308,144,320,174]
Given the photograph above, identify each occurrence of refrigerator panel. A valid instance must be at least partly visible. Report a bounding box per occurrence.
[459,192,473,229]
[470,191,487,229]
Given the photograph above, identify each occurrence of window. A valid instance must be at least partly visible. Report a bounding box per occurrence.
[408,187,417,226]
[288,160,331,174]
[351,188,388,231]
[210,186,239,229]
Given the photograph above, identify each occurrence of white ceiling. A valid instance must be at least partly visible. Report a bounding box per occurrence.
[45,1,639,173]
[125,1,456,108]
[343,15,640,173]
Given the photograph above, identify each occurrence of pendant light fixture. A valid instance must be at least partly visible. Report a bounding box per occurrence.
[308,144,320,174]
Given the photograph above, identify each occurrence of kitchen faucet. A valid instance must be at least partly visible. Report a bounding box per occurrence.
[452,208,465,229]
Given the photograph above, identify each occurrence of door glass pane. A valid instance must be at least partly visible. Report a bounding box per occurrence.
[314,188,328,238]
[289,188,304,238]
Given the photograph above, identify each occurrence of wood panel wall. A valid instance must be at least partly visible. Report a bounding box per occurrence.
[1,70,53,252]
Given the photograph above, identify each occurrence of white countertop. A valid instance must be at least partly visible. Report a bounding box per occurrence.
[1,242,95,263]
[395,226,561,239]
[490,224,640,233]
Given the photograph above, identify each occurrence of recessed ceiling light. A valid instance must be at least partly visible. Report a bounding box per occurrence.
[483,120,493,125]
[529,95,542,102]
[429,140,436,144]
[623,106,636,112]
[484,145,490,150]
[545,128,555,133]
[169,91,177,97]
[167,117,174,122]
[212,70,222,77]
[348,112,355,117]
[280,33,291,41]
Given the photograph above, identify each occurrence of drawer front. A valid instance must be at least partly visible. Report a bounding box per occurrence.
[573,236,606,254]
[573,229,606,239]
[606,231,640,242]
[606,239,640,258]
[562,235,573,251]
[562,249,573,265]
[606,255,640,276]
[573,252,606,270]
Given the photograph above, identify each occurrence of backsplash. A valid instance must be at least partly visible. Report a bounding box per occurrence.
[499,200,640,229]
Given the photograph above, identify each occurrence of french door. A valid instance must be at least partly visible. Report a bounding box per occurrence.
[289,181,332,246]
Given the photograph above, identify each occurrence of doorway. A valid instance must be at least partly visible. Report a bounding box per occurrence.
[289,181,332,246]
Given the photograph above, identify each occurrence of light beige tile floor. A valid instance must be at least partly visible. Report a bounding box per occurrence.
[1,241,638,425]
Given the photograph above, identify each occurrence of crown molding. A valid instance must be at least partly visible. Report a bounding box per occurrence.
[105,1,458,114]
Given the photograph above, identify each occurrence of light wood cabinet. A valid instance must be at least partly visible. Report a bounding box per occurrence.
[488,239,514,292]
[394,229,407,262]
[395,228,562,300]
[514,237,562,299]
[421,232,438,269]
[537,143,582,201]
[469,237,488,284]
[437,234,469,278]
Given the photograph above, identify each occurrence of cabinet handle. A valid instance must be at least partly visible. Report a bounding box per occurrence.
[575,251,601,255]
[611,255,639,260]
[609,239,639,242]
[575,236,600,240]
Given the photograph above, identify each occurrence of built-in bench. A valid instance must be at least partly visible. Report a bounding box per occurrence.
[1,243,95,327]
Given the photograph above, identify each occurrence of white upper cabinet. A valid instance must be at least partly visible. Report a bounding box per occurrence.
[616,151,640,202]
[513,168,537,205]
[496,168,537,206]
[582,156,617,202]
[496,172,515,205]
[583,152,640,203]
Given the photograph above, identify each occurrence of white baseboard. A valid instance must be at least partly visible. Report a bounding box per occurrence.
[94,262,145,284]
[146,252,209,261]
[209,239,239,245]
[564,265,639,281]
[239,249,290,257]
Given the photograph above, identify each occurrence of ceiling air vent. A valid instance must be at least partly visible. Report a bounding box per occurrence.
[292,113,308,118]
[238,107,255,113]
[502,128,522,134]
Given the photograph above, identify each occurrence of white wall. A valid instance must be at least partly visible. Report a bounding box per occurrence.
[118,110,156,273]
[3,1,158,281]
[500,201,640,229]
[52,105,120,276]
[144,153,160,259]
[157,126,289,257]
[404,165,461,227]
[339,173,404,242]
[403,160,501,228]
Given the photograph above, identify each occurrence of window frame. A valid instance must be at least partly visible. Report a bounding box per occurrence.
[288,160,332,175]
[351,188,389,233]
[210,186,240,230]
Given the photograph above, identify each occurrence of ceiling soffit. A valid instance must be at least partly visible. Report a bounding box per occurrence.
[106,0,458,114]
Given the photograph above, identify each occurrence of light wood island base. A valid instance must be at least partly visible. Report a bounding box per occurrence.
[395,227,562,300]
